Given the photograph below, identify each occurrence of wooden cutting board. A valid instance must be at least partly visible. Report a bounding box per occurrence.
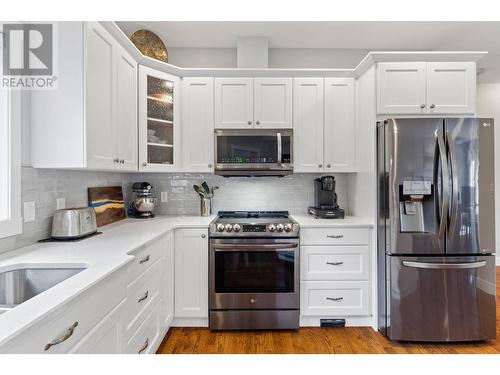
[88,186,126,227]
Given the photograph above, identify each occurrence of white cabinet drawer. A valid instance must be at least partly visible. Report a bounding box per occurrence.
[301,227,369,246]
[301,246,369,281]
[126,301,161,354]
[125,259,162,337]
[300,281,370,316]
[127,235,165,284]
[4,267,127,354]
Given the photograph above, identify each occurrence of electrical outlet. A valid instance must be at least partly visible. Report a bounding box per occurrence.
[161,192,168,202]
[24,201,36,223]
[56,197,66,210]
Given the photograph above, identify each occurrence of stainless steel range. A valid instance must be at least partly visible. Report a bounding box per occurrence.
[209,211,300,330]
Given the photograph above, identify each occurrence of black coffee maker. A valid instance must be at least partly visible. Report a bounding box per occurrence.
[308,176,345,219]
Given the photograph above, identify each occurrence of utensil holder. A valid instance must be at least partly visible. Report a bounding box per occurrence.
[200,197,211,216]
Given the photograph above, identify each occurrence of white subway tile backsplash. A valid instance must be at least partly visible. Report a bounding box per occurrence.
[0,168,349,255]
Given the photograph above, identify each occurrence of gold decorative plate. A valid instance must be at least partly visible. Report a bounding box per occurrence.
[130,29,168,63]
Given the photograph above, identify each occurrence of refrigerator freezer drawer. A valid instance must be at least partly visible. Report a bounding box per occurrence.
[387,255,496,342]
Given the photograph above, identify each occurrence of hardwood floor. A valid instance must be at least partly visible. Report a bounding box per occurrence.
[158,267,500,354]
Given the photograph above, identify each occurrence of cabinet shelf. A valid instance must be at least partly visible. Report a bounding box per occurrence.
[147,142,173,148]
[147,117,173,125]
[147,95,172,104]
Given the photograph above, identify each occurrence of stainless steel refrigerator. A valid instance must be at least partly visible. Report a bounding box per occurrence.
[377,118,496,342]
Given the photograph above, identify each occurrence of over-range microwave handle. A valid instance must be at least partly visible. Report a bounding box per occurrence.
[277,132,282,166]
[402,260,486,270]
[212,243,298,251]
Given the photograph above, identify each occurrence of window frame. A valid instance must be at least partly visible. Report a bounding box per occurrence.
[0,84,22,239]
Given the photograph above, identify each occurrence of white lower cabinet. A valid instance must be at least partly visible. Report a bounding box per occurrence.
[126,302,162,354]
[174,228,209,319]
[161,231,175,329]
[299,226,372,326]
[1,267,127,354]
[70,299,126,354]
[301,281,370,316]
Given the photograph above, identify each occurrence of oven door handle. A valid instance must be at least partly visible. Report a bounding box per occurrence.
[212,243,298,251]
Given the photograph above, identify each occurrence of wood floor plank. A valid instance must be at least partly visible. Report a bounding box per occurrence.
[158,267,500,354]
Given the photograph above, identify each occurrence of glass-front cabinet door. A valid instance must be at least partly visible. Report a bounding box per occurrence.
[139,66,180,171]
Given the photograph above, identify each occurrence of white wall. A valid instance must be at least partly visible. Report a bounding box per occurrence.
[168,47,369,69]
[477,83,500,265]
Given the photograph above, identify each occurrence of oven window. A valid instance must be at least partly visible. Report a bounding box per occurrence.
[214,251,295,293]
[216,135,291,164]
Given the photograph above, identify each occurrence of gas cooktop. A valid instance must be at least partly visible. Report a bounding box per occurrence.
[210,211,299,237]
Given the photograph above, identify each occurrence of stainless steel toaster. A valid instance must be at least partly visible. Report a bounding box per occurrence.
[51,207,97,239]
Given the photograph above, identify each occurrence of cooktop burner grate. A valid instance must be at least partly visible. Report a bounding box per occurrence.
[217,211,289,219]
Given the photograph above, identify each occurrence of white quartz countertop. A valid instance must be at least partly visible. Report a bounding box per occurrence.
[0,215,215,345]
[291,215,374,228]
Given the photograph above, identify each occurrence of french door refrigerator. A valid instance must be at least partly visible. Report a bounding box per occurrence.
[377,118,496,342]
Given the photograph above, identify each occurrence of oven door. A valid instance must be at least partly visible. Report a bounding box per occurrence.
[209,238,299,310]
[214,129,293,176]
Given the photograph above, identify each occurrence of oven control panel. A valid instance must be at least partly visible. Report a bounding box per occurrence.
[243,224,267,232]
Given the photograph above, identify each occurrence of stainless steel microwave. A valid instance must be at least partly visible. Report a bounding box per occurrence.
[214,129,293,176]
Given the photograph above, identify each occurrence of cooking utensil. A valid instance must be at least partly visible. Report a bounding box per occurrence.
[201,181,210,195]
[193,185,206,198]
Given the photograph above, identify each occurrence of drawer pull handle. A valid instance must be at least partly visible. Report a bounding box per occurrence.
[44,321,78,351]
[326,297,344,302]
[138,338,149,354]
[327,235,344,239]
[138,291,149,303]
[139,254,150,264]
[326,261,344,266]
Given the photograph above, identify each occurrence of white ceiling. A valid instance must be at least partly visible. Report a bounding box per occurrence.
[116,21,500,82]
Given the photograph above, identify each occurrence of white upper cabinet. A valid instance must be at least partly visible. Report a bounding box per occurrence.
[115,44,138,171]
[324,78,356,172]
[31,22,138,171]
[175,228,209,319]
[85,22,115,169]
[426,62,476,114]
[254,78,292,128]
[139,66,181,172]
[377,62,427,115]
[182,77,215,173]
[377,61,476,115]
[215,78,254,129]
[293,78,325,173]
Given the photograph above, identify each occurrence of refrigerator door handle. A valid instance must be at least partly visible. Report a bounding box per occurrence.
[402,260,486,270]
[436,129,449,240]
[446,130,459,240]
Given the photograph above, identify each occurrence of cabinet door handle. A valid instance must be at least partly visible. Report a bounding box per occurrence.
[318,164,323,168]
[420,104,426,109]
[247,121,252,125]
[326,164,331,168]
[44,321,78,351]
[208,164,213,168]
[139,254,150,264]
[120,159,125,164]
[142,162,147,167]
[326,261,344,266]
[256,121,260,125]
[326,297,344,302]
[138,291,149,303]
[138,338,149,354]
[201,234,206,238]
[113,158,119,163]
[430,104,436,109]
[327,234,344,239]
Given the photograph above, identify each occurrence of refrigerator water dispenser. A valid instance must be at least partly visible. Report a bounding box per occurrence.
[399,180,433,233]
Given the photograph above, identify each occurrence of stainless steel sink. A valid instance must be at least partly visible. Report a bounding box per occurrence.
[0,267,85,314]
